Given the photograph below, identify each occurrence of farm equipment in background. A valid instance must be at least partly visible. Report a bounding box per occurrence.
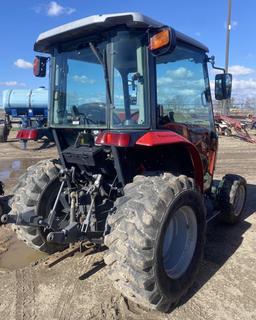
[215,114,256,143]
[1,13,247,312]
[215,115,232,136]
[1,88,52,148]
[246,114,256,130]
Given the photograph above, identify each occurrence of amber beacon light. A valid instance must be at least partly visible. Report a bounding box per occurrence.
[149,29,170,51]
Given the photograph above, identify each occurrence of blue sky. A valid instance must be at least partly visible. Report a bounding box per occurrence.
[0,0,256,105]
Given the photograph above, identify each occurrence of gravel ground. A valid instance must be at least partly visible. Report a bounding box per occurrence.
[0,132,255,320]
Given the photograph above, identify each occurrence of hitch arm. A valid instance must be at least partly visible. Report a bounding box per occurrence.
[1,209,47,227]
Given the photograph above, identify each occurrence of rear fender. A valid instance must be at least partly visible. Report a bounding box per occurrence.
[136,131,204,191]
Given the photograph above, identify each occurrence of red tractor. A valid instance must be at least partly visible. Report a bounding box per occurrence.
[2,13,246,312]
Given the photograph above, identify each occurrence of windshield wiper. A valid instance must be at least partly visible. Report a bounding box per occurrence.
[89,42,112,107]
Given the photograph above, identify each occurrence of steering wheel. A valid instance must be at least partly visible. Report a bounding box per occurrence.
[71,103,121,125]
[131,110,139,120]
[71,105,98,125]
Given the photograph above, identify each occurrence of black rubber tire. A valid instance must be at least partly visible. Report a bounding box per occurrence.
[0,125,8,142]
[10,159,67,253]
[0,195,11,224]
[0,201,3,223]
[217,174,247,224]
[104,173,206,312]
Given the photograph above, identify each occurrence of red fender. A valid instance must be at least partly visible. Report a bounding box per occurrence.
[136,131,204,191]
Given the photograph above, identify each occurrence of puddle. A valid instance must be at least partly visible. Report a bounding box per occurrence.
[0,158,43,192]
[0,157,51,271]
[0,237,47,271]
[0,159,21,182]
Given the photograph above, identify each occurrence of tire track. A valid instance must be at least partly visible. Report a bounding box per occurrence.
[53,253,103,320]
[15,268,37,320]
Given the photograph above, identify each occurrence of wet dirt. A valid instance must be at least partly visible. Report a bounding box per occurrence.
[0,158,36,193]
[0,132,255,320]
[0,132,56,192]
[0,231,47,271]
[0,130,57,272]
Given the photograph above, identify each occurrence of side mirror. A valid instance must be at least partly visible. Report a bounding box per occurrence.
[128,77,138,106]
[33,56,48,77]
[149,28,176,56]
[215,73,232,100]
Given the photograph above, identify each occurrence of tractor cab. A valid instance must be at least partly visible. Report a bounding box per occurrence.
[33,12,232,190]
[34,13,219,133]
[34,13,226,131]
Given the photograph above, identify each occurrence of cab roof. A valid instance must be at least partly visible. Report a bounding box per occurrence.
[34,12,209,53]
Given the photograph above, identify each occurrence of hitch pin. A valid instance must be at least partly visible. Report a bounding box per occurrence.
[48,180,65,228]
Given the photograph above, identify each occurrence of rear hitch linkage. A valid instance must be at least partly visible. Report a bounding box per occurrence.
[1,168,104,245]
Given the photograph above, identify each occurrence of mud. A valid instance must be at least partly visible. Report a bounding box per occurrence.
[0,231,47,271]
[0,132,255,320]
[0,131,57,194]
[0,131,56,271]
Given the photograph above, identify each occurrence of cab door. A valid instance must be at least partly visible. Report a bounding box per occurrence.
[155,44,217,189]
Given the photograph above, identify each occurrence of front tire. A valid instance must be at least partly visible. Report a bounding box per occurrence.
[217,174,247,224]
[104,173,206,312]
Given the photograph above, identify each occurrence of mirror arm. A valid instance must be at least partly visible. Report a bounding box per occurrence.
[207,55,226,73]
[131,72,143,90]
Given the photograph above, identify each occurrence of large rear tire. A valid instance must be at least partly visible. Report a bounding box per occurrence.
[10,159,67,253]
[104,173,206,312]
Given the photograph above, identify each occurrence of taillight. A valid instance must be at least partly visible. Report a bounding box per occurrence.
[95,132,130,147]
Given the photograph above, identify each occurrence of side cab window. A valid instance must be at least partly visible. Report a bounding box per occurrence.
[156,45,214,130]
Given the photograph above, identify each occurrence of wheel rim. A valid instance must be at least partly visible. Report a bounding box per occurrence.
[162,206,198,279]
[38,180,70,240]
[233,185,246,217]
